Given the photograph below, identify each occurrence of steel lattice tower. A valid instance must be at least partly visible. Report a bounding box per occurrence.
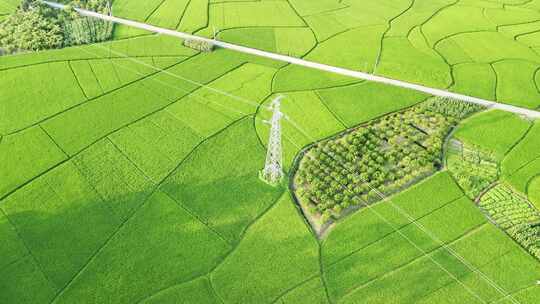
[260,96,284,185]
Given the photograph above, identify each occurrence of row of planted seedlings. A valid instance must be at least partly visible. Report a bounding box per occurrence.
[479,184,540,259]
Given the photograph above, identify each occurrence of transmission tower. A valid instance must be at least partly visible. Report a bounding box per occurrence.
[260,96,284,185]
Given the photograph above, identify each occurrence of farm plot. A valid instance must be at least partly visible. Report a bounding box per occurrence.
[0,62,86,134]
[502,121,540,177]
[211,193,319,304]
[0,126,66,199]
[452,110,531,161]
[446,140,499,199]
[209,2,305,29]
[478,184,540,261]
[41,51,246,156]
[146,0,191,30]
[3,1,540,303]
[324,196,486,301]
[292,98,483,231]
[161,118,284,243]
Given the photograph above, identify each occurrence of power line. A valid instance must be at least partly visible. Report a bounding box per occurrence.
[283,117,520,304]
[71,39,518,303]
[281,131,490,304]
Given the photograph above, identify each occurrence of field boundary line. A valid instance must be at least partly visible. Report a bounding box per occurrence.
[0,54,190,73]
[0,208,60,292]
[270,273,322,304]
[325,194,468,268]
[67,61,89,99]
[5,55,192,136]
[41,1,540,119]
[338,221,488,301]
[48,115,250,303]
[281,128,504,304]
[162,191,233,246]
[413,248,517,304]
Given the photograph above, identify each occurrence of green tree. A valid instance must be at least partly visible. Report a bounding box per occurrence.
[0,8,63,53]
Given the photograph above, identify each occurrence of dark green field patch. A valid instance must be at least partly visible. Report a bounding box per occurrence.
[0,126,67,199]
[1,162,121,289]
[54,190,231,304]
[161,118,283,243]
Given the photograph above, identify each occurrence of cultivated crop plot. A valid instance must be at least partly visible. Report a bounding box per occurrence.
[1,1,540,304]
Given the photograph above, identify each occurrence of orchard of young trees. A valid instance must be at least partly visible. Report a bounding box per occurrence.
[292,97,484,225]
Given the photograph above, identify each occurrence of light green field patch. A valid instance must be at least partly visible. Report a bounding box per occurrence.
[498,20,540,40]
[0,0,19,14]
[210,1,305,28]
[493,60,540,109]
[166,97,234,138]
[378,36,452,88]
[502,121,540,176]
[0,62,86,134]
[0,35,195,70]
[338,247,469,303]
[484,6,540,26]
[69,60,104,98]
[387,0,455,37]
[322,172,464,265]
[186,63,276,120]
[317,81,428,127]
[273,64,360,92]
[288,0,347,16]
[54,190,231,304]
[106,35,197,58]
[42,51,244,155]
[422,5,495,46]
[273,25,386,91]
[451,63,496,100]
[1,161,121,289]
[113,25,152,39]
[419,224,536,303]
[517,30,540,51]
[88,58,122,92]
[219,28,277,53]
[112,0,164,22]
[42,80,170,156]
[256,91,345,167]
[279,276,329,304]
[325,196,484,301]
[453,110,531,160]
[178,0,208,33]
[141,277,221,304]
[212,193,319,303]
[147,0,190,29]
[108,110,203,182]
[435,38,473,65]
[505,158,540,193]
[308,25,386,72]
[304,1,410,41]
[0,126,67,199]
[444,32,539,63]
[219,27,316,58]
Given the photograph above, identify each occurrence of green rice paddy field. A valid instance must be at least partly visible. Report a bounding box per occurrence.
[2,0,540,303]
